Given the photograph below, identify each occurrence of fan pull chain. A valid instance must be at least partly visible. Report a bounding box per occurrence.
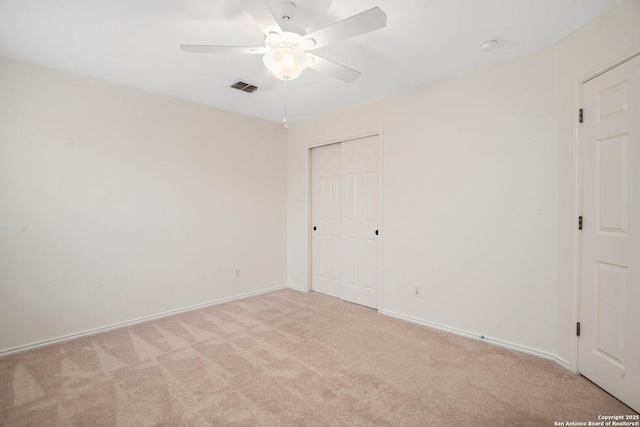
[283,81,289,130]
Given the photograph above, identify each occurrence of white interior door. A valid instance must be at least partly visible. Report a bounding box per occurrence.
[340,136,379,309]
[311,143,341,298]
[580,54,640,412]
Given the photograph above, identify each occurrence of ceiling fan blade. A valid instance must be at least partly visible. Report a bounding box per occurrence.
[259,72,279,91]
[238,0,282,36]
[304,7,387,50]
[180,45,266,54]
[308,55,361,82]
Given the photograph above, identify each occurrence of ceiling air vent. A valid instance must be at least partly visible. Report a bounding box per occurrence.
[230,81,258,93]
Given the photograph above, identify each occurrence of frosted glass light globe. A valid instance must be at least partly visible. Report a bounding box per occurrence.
[263,48,310,81]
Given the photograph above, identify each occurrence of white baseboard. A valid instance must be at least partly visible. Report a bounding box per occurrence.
[0,285,289,357]
[381,309,570,371]
[1,286,570,373]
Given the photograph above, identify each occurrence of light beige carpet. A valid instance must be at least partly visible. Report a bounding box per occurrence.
[0,289,635,426]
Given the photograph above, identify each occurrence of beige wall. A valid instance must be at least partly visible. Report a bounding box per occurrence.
[0,56,287,353]
[287,0,640,367]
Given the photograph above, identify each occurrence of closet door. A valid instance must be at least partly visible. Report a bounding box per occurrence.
[341,136,379,308]
[310,143,341,298]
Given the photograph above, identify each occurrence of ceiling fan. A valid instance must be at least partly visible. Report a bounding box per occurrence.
[180,0,387,90]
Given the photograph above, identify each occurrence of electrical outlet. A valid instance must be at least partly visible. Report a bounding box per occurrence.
[233,268,240,279]
[414,285,422,298]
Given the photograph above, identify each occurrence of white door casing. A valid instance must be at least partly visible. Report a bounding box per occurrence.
[340,136,379,309]
[580,54,640,412]
[311,143,342,298]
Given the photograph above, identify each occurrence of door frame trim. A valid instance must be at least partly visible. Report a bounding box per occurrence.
[306,127,385,311]
[571,47,640,375]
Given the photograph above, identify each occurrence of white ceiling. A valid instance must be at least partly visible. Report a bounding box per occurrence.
[0,0,622,123]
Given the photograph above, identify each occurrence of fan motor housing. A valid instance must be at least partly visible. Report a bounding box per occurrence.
[278,1,297,21]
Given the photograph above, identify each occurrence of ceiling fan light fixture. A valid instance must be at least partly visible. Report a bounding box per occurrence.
[263,47,310,80]
[181,3,387,84]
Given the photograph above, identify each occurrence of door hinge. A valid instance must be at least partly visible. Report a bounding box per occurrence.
[578,216,583,230]
[577,322,581,337]
[579,108,583,123]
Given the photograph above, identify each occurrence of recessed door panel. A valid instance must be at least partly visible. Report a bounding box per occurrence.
[364,237,376,291]
[597,81,629,123]
[365,171,375,222]
[330,175,340,221]
[347,173,358,221]
[318,176,327,220]
[595,262,627,368]
[315,234,325,278]
[597,134,629,234]
[347,237,358,287]
[330,235,340,281]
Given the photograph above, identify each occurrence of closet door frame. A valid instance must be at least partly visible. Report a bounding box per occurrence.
[306,128,384,311]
